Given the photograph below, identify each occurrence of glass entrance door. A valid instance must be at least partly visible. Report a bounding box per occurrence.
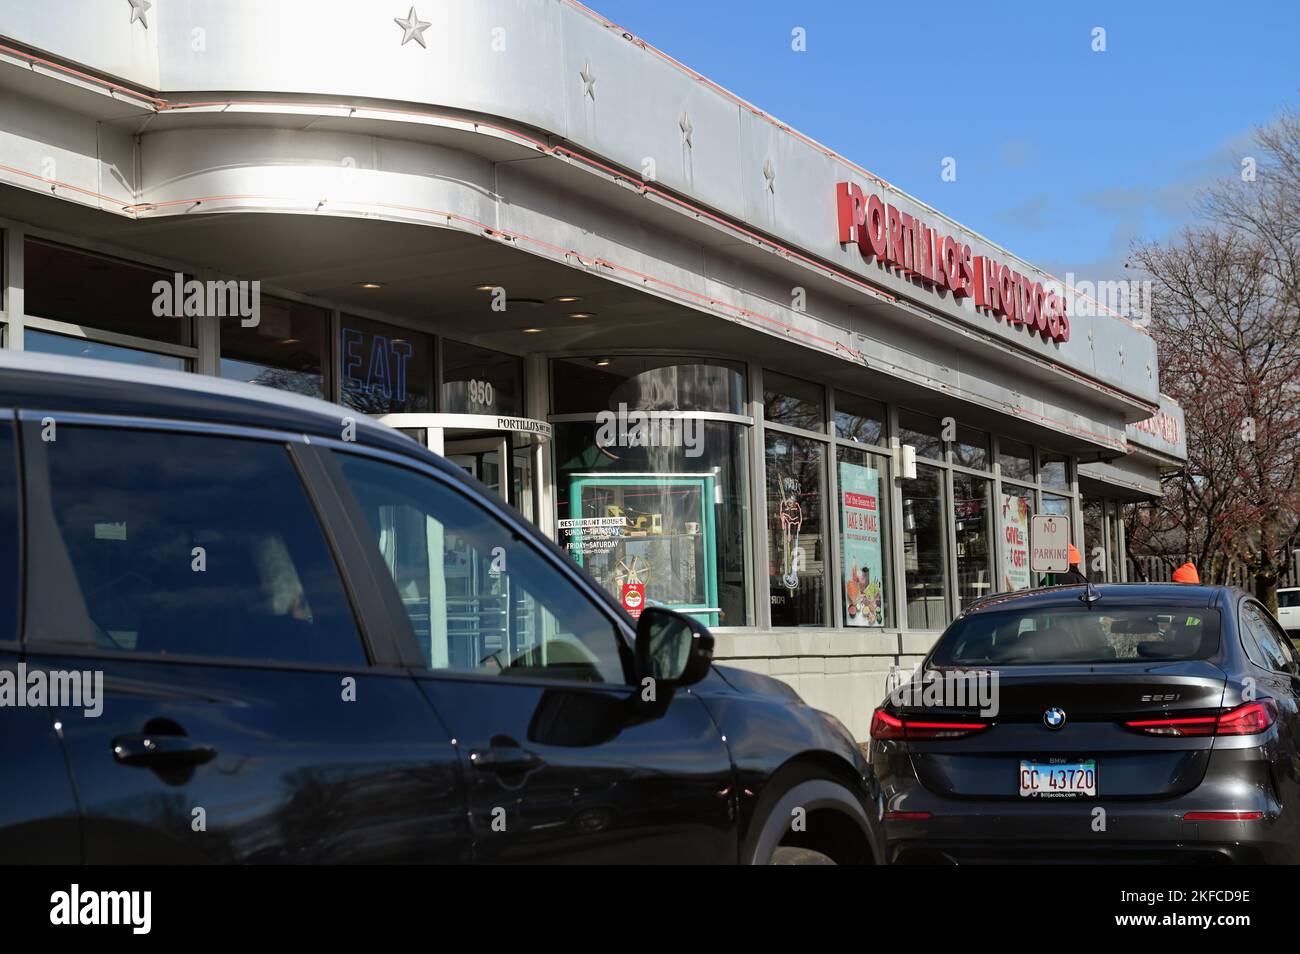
[376,412,552,531]
[445,436,507,502]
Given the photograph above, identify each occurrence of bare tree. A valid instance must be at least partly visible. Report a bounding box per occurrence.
[1129,108,1300,612]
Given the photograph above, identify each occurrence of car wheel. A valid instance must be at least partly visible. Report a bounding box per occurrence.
[743,769,875,865]
[770,846,836,865]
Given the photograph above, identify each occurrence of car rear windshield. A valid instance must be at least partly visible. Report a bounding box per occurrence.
[1279,590,1300,609]
[932,606,1222,666]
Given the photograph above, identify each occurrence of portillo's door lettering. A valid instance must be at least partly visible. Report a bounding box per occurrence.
[835,182,1069,343]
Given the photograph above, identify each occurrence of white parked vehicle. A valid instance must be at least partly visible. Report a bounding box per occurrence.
[1278,587,1300,637]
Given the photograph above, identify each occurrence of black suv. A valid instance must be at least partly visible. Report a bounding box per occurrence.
[0,352,880,864]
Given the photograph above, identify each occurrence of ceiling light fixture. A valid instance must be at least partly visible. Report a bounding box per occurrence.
[568,312,596,320]
[552,295,583,303]
[355,281,384,289]
[522,327,543,334]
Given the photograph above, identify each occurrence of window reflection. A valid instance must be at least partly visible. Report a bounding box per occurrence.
[221,296,327,398]
[901,464,949,629]
[25,330,187,371]
[998,438,1034,482]
[898,409,943,460]
[764,372,825,433]
[765,432,826,626]
[554,421,750,628]
[24,239,189,345]
[953,473,993,609]
[442,340,522,415]
[952,425,989,470]
[834,391,886,445]
[552,356,744,414]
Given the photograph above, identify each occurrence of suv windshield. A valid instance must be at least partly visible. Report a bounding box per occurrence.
[932,606,1221,666]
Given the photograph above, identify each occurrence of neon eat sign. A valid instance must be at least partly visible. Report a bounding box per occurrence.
[835,182,1070,343]
[341,326,414,402]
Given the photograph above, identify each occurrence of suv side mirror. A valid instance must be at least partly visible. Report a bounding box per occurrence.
[633,607,714,702]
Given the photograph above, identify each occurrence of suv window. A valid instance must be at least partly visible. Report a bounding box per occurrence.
[336,453,625,684]
[1242,601,1297,675]
[29,426,365,666]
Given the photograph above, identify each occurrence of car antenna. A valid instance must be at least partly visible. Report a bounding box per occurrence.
[1078,569,1101,607]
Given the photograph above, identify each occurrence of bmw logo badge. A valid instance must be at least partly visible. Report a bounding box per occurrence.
[1043,707,1067,730]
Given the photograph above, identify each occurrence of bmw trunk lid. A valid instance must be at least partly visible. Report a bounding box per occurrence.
[898,660,1228,799]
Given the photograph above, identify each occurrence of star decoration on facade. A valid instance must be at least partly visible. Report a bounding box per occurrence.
[679,112,693,148]
[127,0,151,29]
[580,61,596,99]
[762,158,776,192]
[394,6,431,48]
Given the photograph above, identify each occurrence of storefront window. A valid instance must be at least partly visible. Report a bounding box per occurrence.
[764,372,825,433]
[442,339,523,415]
[898,409,943,460]
[24,329,187,371]
[999,485,1034,590]
[339,315,432,414]
[765,432,826,626]
[836,446,892,628]
[1083,497,1106,581]
[1108,503,1123,581]
[952,425,989,470]
[24,239,189,345]
[221,296,327,397]
[901,464,949,630]
[1041,492,1070,518]
[834,391,886,446]
[953,473,993,609]
[998,438,1034,482]
[1040,452,1069,489]
[554,420,750,628]
[552,356,744,414]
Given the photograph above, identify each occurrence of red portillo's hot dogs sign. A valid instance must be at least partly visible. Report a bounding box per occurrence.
[835,182,1069,343]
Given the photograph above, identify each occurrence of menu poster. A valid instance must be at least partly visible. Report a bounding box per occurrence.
[1000,493,1032,590]
[839,461,884,626]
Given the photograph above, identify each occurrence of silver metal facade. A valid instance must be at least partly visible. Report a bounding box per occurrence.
[0,0,1186,738]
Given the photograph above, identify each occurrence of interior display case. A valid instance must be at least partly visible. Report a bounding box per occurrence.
[562,473,720,627]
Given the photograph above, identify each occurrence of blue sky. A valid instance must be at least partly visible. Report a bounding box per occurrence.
[588,0,1300,282]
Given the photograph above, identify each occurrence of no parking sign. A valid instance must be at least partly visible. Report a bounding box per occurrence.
[1030,515,1070,573]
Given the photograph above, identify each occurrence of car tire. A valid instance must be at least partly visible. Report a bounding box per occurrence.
[743,768,875,865]
[770,846,836,865]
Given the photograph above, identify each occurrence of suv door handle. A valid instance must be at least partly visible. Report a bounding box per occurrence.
[468,741,544,774]
[112,733,217,767]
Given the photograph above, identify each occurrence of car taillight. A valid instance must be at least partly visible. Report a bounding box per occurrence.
[869,709,905,740]
[1215,699,1278,735]
[1125,699,1277,737]
[870,707,990,741]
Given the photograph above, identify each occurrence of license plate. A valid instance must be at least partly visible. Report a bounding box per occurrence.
[1019,759,1096,798]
